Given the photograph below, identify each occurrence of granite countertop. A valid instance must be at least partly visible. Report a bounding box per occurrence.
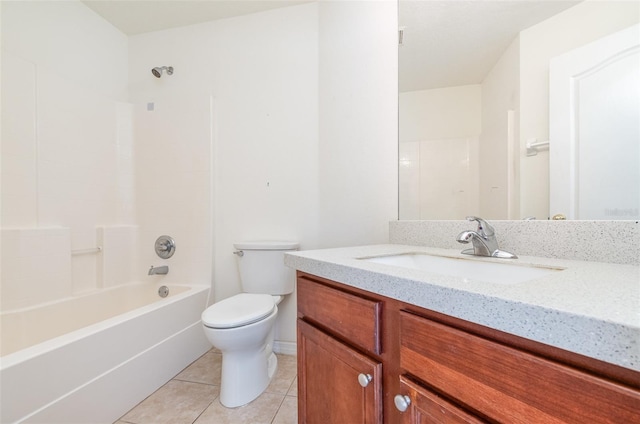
[284,244,640,372]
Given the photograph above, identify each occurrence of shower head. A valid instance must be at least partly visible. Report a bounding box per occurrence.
[151,66,174,78]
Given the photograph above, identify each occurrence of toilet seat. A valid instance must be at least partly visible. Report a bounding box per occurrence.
[202,293,276,329]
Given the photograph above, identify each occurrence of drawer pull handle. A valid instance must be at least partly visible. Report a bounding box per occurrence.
[394,394,411,412]
[358,373,373,387]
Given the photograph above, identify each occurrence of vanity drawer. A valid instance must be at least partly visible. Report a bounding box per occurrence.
[400,311,640,423]
[297,276,382,354]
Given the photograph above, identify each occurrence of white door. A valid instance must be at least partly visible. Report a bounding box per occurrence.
[549,24,639,220]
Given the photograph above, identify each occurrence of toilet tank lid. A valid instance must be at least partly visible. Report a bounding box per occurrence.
[233,241,299,250]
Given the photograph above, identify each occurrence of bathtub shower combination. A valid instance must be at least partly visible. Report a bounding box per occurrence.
[0,282,211,424]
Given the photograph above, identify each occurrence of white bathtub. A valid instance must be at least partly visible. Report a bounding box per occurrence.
[0,283,211,424]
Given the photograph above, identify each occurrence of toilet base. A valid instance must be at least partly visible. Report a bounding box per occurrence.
[202,307,279,408]
[220,349,278,408]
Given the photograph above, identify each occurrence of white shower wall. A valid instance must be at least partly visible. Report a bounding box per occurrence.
[1,1,131,308]
[399,138,479,220]
[132,93,214,287]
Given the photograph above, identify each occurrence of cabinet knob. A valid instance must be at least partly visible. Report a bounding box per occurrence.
[357,373,373,387]
[394,394,411,412]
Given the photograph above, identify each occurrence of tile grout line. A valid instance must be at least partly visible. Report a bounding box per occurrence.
[191,398,217,424]
[269,393,288,424]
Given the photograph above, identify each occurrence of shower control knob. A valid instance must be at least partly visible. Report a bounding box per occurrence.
[394,394,411,412]
[154,235,176,259]
[357,373,372,387]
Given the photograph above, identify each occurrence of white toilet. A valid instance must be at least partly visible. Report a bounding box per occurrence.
[201,241,298,408]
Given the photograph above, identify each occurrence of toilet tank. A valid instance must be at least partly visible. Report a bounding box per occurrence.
[233,241,299,295]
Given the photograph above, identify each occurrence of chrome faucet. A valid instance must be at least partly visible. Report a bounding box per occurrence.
[456,216,517,259]
[148,265,169,275]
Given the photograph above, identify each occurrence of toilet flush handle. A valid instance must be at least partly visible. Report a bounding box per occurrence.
[233,250,244,257]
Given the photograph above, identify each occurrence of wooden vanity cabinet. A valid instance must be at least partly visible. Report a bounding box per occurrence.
[297,275,384,424]
[296,272,640,424]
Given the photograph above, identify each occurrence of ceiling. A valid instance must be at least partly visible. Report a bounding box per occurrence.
[82,0,312,35]
[399,1,581,92]
[82,0,581,92]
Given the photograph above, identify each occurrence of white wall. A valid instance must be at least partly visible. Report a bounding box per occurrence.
[318,0,398,248]
[1,1,130,309]
[480,37,519,219]
[519,0,640,219]
[400,85,481,142]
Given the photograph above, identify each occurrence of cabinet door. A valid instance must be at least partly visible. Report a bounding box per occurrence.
[298,319,383,424]
[395,376,486,424]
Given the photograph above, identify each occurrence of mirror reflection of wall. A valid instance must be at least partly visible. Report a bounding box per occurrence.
[399,0,640,221]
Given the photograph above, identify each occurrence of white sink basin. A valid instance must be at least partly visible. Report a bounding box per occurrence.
[360,253,563,285]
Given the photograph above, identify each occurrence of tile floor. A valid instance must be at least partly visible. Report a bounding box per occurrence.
[114,349,298,424]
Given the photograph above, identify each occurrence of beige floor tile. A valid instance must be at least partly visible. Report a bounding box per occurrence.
[287,377,298,397]
[119,380,219,424]
[266,354,297,395]
[272,396,298,424]
[174,349,222,385]
[194,392,285,424]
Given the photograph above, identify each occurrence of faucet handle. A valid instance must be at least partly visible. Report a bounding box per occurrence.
[465,216,494,237]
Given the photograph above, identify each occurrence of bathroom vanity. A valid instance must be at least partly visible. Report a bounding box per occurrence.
[287,245,640,423]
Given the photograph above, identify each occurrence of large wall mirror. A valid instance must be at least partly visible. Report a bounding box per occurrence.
[399,0,640,221]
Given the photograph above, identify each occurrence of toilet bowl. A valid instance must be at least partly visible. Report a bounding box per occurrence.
[202,294,280,407]
[201,241,297,408]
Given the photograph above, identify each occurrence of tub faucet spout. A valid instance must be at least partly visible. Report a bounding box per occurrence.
[149,265,169,275]
[456,216,517,259]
